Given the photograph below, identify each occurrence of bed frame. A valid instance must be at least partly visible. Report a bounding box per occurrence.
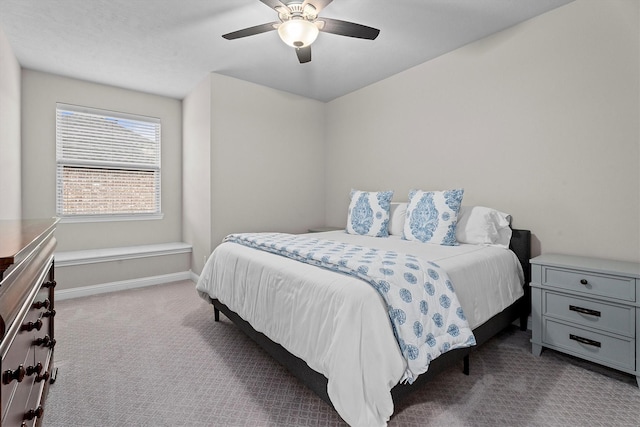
[207,229,531,407]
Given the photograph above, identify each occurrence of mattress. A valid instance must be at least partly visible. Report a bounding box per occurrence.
[196,231,524,427]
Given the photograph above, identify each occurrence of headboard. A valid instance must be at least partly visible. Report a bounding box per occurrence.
[509,228,532,319]
[509,228,531,284]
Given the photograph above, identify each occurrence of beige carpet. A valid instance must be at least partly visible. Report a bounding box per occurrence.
[42,281,640,426]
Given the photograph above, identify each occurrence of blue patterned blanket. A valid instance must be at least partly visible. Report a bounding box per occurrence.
[224,232,476,383]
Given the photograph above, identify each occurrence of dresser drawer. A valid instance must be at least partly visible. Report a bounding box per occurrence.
[3,350,37,427]
[542,266,635,302]
[544,291,635,337]
[21,346,49,427]
[543,319,635,371]
[32,288,54,367]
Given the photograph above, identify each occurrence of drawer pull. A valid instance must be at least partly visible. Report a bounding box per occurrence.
[570,334,601,348]
[33,335,56,348]
[23,406,43,421]
[26,362,43,376]
[569,305,601,317]
[43,280,56,289]
[33,298,50,310]
[36,370,50,383]
[43,309,56,318]
[579,279,588,285]
[3,365,26,384]
[22,319,43,331]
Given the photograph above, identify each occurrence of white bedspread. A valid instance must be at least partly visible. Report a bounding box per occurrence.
[196,231,524,427]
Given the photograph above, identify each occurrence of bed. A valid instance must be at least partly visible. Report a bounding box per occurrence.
[196,200,531,427]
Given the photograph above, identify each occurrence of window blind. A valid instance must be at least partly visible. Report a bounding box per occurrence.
[56,103,161,218]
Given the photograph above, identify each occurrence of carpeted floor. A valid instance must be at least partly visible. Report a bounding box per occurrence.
[42,281,640,426]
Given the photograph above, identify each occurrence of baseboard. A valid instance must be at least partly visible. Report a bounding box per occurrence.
[56,271,192,300]
[189,270,199,283]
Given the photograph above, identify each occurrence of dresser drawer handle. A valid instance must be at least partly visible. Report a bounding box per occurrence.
[26,362,43,377]
[570,334,601,348]
[2,365,26,384]
[33,335,56,348]
[33,299,50,310]
[36,370,50,383]
[43,309,56,318]
[43,280,56,289]
[21,319,43,332]
[569,305,601,317]
[579,279,588,285]
[23,406,43,421]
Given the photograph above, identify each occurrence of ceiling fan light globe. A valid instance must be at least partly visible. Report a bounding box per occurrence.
[277,19,319,48]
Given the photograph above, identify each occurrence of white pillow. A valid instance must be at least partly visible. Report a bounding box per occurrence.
[456,206,512,248]
[388,202,407,236]
[346,190,394,237]
[403,189,464,245]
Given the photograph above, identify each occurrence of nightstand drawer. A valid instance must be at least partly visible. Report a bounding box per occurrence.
[544,292,635,337]
[543,267,635,302]
[543,319,635,371]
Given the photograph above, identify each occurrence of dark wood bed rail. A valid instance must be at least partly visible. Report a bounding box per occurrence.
[209,228,532,408]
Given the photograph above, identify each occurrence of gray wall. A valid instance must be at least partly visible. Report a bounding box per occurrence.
[209,73,326,246]
[0,26,21,219]
[20,71,185,289]
[182,75,212,273]
[21,70,184,252]
[324,0,639,263]
[56,254,191,289]
[183,73,326,274]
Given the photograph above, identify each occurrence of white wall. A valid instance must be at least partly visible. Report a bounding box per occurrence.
[209,74,326,248]
[182,75,212,274]
[0,26,21,219]
[21,70,184,252]
[182,73,326,274]
[325,0,639,263]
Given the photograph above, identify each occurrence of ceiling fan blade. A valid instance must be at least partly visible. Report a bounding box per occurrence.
[296,46,311,63]
[319,17,380,40]
[302,0,333,14]
[222,22,279,40]
[259,0,289,11]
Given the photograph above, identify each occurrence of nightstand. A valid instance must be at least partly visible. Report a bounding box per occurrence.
[530,254,639,387]
[307,227,343,233]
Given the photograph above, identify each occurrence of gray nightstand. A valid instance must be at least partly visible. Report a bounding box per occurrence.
[530,254,639,387]
[307,227,343,233]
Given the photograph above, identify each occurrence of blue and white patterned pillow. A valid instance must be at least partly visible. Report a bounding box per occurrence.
[346,190,394,237]
[403,189,464,245]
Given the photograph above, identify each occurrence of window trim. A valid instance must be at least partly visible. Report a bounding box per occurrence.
[58,213,164,224]
[55,103,162,221]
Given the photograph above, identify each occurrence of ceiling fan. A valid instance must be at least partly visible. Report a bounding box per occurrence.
[222,0,380,64]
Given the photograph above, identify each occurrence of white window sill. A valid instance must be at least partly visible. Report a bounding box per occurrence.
[57,213,164,223]
[55,242,192,267]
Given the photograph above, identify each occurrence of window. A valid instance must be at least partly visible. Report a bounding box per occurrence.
[56,103,161,221]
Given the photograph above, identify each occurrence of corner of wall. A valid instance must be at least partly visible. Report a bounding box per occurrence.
[0,25,22,220]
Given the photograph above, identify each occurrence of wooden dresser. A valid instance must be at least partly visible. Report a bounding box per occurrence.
[0,219,58,427]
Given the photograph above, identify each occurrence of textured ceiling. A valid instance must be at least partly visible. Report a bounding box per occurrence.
[0,0,573,102]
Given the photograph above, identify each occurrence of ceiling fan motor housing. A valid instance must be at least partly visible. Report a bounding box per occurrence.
[277,3,319,48]
[277,2,318,22]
